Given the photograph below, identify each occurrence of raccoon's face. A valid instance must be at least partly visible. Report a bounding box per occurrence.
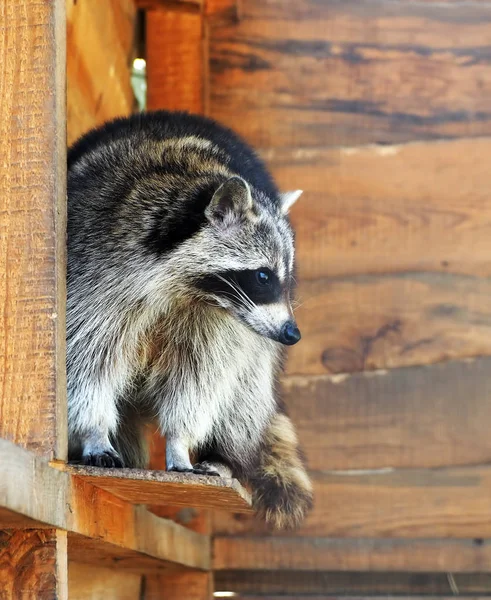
[193,177,303,346]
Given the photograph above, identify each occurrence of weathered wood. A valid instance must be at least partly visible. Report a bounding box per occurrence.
[0,0,67,461]
[281,357,491,471]
[0,439,211,570]
[136,0,202,8]
[68,563,142,600]
[210,0,491,148]
[213,465,491,538]
[69,465,251,512]
[264,139,491,281]
[144,571,213,599]
[305,271,466,377]
[213,537,491,573]
[67,0,136,145]
[288,272,491,376]
[146,8,205,112]
[222,598,491,600]
[0,529,67,600]
[214,571,491,596]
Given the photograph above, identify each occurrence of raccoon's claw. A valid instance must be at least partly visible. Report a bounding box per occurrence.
[82,450,124,468]
[192,463,221,477]
[168,466,194,473]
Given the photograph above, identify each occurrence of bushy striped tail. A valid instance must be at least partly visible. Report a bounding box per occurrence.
[249,412,313,529]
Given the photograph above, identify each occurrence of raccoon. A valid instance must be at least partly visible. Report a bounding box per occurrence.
[67,111,313,528]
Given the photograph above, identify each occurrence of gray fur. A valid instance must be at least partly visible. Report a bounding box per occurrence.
[67,112,310,526]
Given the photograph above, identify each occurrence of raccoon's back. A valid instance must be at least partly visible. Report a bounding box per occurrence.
[68,111,278,199]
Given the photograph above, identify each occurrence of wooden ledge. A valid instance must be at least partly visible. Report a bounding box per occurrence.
[68,465,252,513]
[0,438,247,571]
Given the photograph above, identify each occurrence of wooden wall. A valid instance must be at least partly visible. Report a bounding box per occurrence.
[206,0,491,596]
[65,0,491,596]
[66,0,137,145]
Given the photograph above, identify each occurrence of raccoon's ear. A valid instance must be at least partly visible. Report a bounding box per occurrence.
[205,176,254,228]
[280,190,303,214]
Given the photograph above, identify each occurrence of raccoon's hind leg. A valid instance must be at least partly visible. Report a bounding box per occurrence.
[165,437,223,476]
[249,410,313,529]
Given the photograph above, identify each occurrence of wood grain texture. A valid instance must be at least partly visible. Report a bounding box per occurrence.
[210,0,491,148]
[288,272,491,376]
[143,571,213,599]
[213,465,491,538]
[266,139,491,281]
[0,439,210,571]
[214,571,491,596]
[0,529,67,600]
[69,465,252,512]
[0,0,67,460]
[213,536,491,572]
[281,358,491,471]
[66,0,136,145]
[146,8,205,112]
[68,563,142,600]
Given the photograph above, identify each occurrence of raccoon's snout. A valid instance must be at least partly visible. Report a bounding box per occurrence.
[278,320,301,346]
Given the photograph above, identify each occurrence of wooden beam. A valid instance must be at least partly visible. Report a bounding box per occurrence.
[0,0,67,595]
[214,571,491,596]
[209,0,491,148]
[136,0,202,11]
[213,464,491,538]
[146,7,205,112]
[68,465,252,512]
[280,357,491,471]
[213,537,491,573]
[144,571,213,599]
[0,529,67,600]
[0,0,67,463]
[68,563,142,600]
[0,439,211,570]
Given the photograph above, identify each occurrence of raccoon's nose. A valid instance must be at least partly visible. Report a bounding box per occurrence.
[279,321,301,346]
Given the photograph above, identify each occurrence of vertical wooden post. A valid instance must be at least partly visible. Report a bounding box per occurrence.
[0,0,67,598]
[0,0,67,461]
[146,6,206,113]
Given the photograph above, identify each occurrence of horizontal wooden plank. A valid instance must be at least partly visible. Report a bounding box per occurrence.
[288,272,491,376]
[214,571,491,596]
[223,598,491,600]
[265,139,491,281]
[281,357,491,471]
[67,0,136,145]
[0,439,210,570]
[68,465,251,513]
[68,563,141,600]
[213,537,491,572]
[213,464,491,538]
[210,0,491,147]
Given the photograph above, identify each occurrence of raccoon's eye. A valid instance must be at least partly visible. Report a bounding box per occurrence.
[256,269,271,285]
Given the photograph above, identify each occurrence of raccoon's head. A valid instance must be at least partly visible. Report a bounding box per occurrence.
[188,176,303,346]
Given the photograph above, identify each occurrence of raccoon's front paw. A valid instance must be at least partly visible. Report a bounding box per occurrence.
[82,449,124,468]
[192,462,221,477]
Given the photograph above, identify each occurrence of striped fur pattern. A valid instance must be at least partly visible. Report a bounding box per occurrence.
[67,111,312,528]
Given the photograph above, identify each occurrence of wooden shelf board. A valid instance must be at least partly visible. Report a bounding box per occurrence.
[68,465,252,513]
[0,439,214,570]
